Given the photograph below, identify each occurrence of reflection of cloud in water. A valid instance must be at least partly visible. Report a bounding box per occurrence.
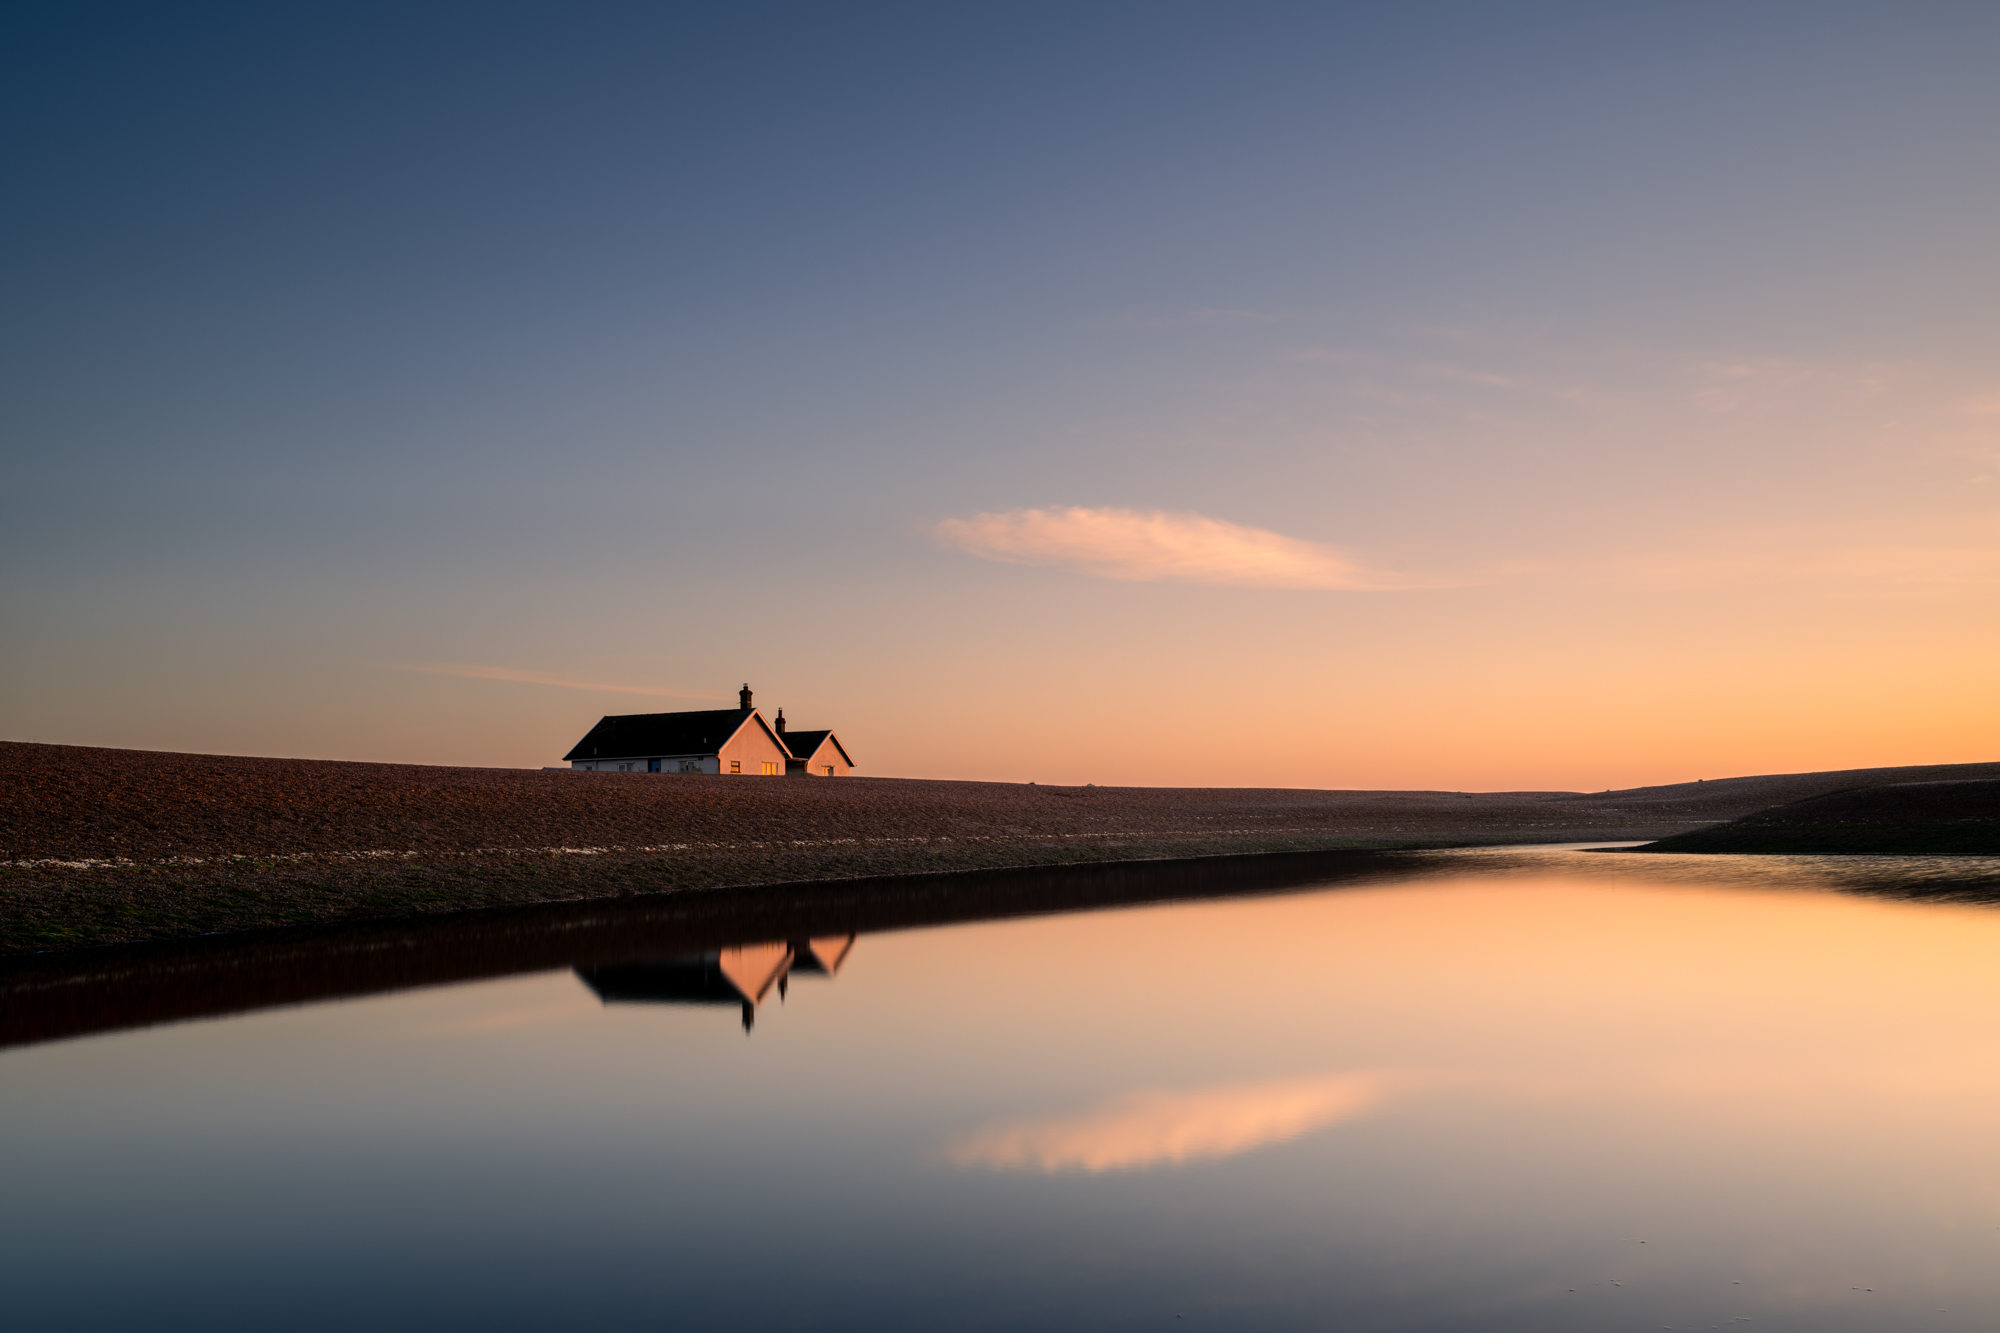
[949,1053,2000,1177]
[946,1073,1396,1174]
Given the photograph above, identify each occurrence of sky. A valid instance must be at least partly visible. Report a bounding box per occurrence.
[4,1,1997,791]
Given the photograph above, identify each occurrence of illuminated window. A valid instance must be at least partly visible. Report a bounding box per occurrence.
[823,765,834,776]
[761,761,779,776]
[729,760,741,774]
[647,759,661,773]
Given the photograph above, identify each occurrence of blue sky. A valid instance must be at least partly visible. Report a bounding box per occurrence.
[6,2,1997,787]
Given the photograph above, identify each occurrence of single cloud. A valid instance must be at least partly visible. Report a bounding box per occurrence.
[394,663,721,699]
[933,506,1439,590]
[944,1073,1394,1174]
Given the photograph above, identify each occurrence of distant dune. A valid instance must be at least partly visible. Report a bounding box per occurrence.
[5,741,2000,954]
[1633,780,2000,855]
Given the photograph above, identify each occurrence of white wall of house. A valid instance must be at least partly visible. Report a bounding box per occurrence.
[719,720,790,776]
[571,755,717,774]
[791,737,852,776]
[566,712,804,776]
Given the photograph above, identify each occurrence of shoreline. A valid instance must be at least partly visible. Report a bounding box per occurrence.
[8,741,2000,955]
[0,846,1459,1051]
[0,828,1587,955]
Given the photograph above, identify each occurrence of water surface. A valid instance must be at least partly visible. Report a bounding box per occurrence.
[6,846,2000,1331]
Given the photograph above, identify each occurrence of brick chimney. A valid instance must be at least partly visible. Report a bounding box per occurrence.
[775,708,786,734]
[739,683,753,711]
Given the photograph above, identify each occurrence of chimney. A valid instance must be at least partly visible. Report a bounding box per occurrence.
[739,683,753,711]
[775,708,786,734]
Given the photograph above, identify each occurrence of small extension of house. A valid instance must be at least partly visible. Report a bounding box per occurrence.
[562,684,855,777]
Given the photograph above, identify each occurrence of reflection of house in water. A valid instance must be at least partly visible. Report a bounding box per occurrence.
[787,934,853,978]
[575,936,854,1033]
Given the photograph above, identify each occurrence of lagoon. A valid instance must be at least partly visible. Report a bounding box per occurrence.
[5,846,2000,1331]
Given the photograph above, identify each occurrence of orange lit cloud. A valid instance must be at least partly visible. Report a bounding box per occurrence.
[933,507,1441,590]
[943,1072,1394,1173]
[393,663,721,699]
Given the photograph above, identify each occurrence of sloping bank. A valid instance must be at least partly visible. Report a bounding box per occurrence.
[7,742,2000,954]
[1631,779,2000,855]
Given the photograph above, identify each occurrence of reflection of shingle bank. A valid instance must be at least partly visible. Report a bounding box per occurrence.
[575,935,854,1032]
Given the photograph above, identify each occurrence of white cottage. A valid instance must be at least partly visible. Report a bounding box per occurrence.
[563,684,855,776]
[773,713,856,777]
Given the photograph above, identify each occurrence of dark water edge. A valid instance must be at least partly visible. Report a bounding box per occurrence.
[0,831,1527,955]
[1629,779,2000,855]
[16,845,2000,1056]
[0,848,1463,1053]
[1594,845,2000,902]
[1630,824,2000,855]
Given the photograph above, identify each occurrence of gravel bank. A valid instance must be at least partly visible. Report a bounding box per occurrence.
[7,742,1999,953]
[1634,779,2000,854]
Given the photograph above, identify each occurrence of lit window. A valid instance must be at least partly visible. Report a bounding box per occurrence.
[761,761,779,776]
[729,760,741,773]
[823,765,834,776]
[647,759,661,773]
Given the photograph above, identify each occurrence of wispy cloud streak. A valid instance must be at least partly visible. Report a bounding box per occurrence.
[393,663,721,699]
[1103,307,1306,329]
[1288,345,1521,389]
[1616,544,2000,589]
[933,506,1442,590]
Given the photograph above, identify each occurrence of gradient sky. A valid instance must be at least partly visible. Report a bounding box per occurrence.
[5,2,1997,789]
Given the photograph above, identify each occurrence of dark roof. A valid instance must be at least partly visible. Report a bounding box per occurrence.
[574,959,744,1006]
[781,729,831,759]
[781,729,853,766]
[563,709,758,762]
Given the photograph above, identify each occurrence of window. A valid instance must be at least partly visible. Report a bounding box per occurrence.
[729,760,741,774]
[761,761,779,775]
[824,765,834,776]
[618,763,631,772]
[681,761,700,773]
[647,759,661,773]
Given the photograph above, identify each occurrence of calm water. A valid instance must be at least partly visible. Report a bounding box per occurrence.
[7,846,2000,1331]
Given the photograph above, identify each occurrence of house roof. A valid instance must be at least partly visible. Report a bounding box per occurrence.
[563,708,765,762]
[590,946,791,1003]
[782,728,830,758]
[782,729,853,766]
